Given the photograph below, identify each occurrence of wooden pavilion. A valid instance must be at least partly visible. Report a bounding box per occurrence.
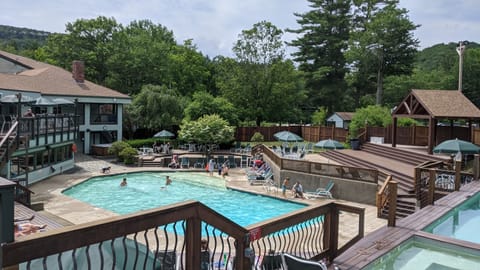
[392,89,480,154]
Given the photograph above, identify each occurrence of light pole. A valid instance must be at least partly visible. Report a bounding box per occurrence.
[456,41,467,92]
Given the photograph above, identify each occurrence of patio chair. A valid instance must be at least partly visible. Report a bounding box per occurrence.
[194,158,206,168]
[305,180,334,199]
[281,253,327,270]
[180,157,190,168]
[248,169,273,185]
[305,142,314,153]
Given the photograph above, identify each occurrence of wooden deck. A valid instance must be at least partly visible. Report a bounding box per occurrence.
[333,180,480,269]
[14,202,67,232]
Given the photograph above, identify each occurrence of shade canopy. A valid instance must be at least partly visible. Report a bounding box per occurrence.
[433,139,480,154]
[34,97,55,106]
[52,98,75,105]
[153,129,175,138]
[0,94,35,103]
[315,139,344,150]
[273,131,303,142]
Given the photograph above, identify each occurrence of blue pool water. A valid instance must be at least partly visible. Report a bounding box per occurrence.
[423,192,480,244]
[364,236,480,269]
[63,172,305,226]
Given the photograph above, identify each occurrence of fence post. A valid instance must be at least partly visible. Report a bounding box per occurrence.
[428,170,436,205]
[474,154,480,180]
[185,215,202,269]
[387,181,397,227]
[455,160,461,191]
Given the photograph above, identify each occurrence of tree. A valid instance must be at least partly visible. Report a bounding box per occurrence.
[129,84,186,130]
[349,105,392,138]
[184,91,239,125]
[106,20,177,95]
[178,114,234,157]
[288,0,351,113]
[215,21,306,126]
[348,0,419,105]
[43,16,121,85]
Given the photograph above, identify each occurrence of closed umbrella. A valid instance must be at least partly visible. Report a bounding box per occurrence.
[315,139,344,150]
[433,138,480,155]
[273,131,303,142]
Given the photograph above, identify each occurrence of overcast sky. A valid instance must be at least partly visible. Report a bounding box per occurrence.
[2,0,478,57]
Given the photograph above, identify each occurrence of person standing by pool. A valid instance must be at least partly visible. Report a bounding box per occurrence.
[208,159,215,176]
[120,178,127,187]
[282,177,290,198]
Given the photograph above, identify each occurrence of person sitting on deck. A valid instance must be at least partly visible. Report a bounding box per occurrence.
[169,155,179,168]
[14,222,47,237]
[292,181,305,199]
[221,163,229,178]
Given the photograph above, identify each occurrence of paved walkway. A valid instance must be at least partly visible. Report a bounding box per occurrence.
[29,153,387,246]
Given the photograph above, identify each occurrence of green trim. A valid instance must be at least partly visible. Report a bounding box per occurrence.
[12,141,74,157]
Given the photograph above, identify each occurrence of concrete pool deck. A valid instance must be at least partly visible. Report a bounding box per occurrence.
[29,153,387,244]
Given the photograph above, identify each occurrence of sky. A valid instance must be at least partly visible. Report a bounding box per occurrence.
[1,0,479,57]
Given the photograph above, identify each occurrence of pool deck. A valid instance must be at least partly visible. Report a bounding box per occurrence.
[25,153,386,248]
[333,180,480,269]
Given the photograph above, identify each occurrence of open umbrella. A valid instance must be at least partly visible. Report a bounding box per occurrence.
[315,139,344,150]
[273,131,303,142]
[34,97,55,106]
[154,129,175,139]
[52,98,75,105]
[0,94,35,103]
[433,138,480,154]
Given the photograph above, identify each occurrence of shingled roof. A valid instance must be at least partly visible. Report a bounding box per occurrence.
[0,50,130,100]
[393,89,480,119]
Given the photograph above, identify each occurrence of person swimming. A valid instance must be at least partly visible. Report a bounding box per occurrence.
[161,176,172,189]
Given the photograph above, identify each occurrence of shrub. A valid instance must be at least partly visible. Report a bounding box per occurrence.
[119,146,138,165]
[108,141,130,161]
[250,132,264,142]
[349,105,392,139]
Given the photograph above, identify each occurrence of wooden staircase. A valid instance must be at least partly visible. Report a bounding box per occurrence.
[0,122,19,172]
[320,143,448,219]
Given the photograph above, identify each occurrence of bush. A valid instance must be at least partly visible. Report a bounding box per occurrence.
[108,141,130,161]
[250,132,264,142]
[119,146,138,165]
[349,105,392,139]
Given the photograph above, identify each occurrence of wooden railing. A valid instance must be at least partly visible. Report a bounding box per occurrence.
[414,160,475,208]
[375,175,398,226]
[1,199,364,269]
[0,121,18,171]
[257,144,378,184]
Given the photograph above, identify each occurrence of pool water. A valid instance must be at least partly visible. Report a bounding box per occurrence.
[63,172,305,227]
[423,192,480,244]
[364,236,480,270]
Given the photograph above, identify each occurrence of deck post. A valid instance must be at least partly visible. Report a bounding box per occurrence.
[0,178,16,244]
[185,214,202,269]
[428,170,436,205]
[455,161,461,191]
[387,181,397,227]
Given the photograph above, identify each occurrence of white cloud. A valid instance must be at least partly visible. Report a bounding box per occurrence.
[1,0,479,56]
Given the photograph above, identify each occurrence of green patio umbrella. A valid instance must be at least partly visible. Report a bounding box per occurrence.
[153,129,175,144]
[315,139,344,150]
[273,131,303,142]
[433,138,480,154]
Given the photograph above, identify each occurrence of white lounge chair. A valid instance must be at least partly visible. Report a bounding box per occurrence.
[305,180,334,199]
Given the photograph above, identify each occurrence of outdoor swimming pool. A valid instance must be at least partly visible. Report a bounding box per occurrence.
[63,171,305,227]
[363,236,480,269]
[423,191,480,244]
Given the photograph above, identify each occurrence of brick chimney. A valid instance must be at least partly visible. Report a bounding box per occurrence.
[72,60,85,83]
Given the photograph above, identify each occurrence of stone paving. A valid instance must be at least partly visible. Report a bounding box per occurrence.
[29,152,387,245]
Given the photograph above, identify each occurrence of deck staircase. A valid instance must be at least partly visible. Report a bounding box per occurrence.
[320,143,448,219]
[0,122,19,173]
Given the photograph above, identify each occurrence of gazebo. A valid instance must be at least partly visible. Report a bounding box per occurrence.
[391,89,480,154]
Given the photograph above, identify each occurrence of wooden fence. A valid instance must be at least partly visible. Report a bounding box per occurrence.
[236,125,479,146]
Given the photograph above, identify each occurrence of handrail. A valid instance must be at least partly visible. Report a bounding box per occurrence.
[1,200,364,269]
[376,175,393,218]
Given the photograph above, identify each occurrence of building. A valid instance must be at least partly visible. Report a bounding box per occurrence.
[326,112,355,129]
[0,50,131,184]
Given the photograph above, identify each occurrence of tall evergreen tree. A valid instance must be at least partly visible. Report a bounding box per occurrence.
[287,0,352,113]
[348,0,419,105]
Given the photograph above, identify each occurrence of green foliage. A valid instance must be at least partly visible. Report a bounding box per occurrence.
[349,105,392,138]
[129,84,185,129]
[397,118,420,127]
[287,0,351,113]
[311,107,328,126]
[108,141,130,161]
[184,91,239,125]
[250,132,265,142]
[119,146,138,165]
[0,25,49,53]
[179,114,234,145]
[125,138,158,149]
